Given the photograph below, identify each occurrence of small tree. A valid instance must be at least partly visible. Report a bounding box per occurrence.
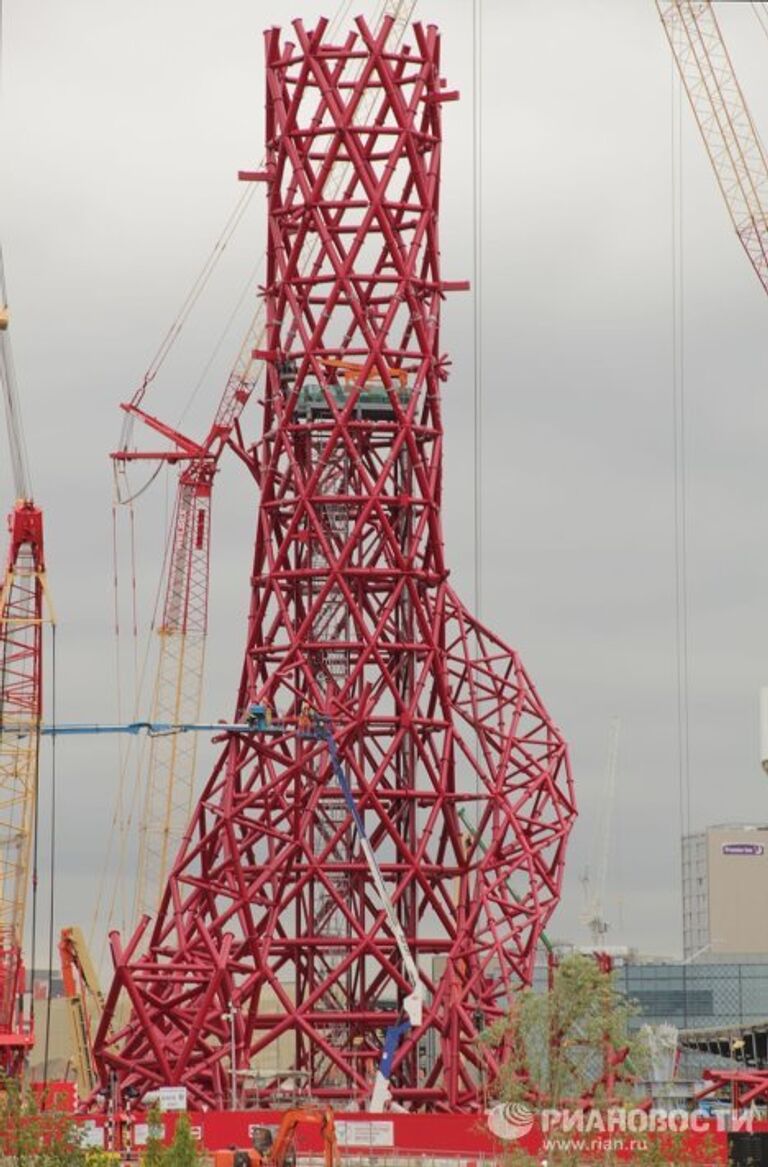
[480,956,718,1167]
[142,1103,167,1167]
[164,1114,203,1167]
[483,952,649,1108]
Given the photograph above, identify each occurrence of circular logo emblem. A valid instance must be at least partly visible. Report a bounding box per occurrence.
[487,1102,535,1141]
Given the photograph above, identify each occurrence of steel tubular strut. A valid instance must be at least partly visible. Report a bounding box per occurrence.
[92,14,574,1114]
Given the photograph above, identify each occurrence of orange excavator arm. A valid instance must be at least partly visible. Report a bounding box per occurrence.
[270,1107,338,1167]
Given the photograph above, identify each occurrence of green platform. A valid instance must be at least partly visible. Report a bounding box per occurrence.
[293,381,411,418]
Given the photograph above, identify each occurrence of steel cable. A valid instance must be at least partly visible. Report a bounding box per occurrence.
[42,625,57,1085]
[671,56,692,845]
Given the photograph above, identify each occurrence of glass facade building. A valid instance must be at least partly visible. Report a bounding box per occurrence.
[532,956,768,1032]
[617,962,768,1031]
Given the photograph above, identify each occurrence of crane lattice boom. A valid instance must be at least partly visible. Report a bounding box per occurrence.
[657,0,768,295]
[0,504,44,1074]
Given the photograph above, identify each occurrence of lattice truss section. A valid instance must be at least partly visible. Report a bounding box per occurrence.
[134,473,211,922]
[657,0,768,293]
[94,15,575,1113]
[0,503,44,1072]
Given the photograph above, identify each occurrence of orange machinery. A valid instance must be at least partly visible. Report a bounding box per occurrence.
[214,1107,338,1167]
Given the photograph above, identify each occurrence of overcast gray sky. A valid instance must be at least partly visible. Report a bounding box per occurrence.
[3,0,768,975]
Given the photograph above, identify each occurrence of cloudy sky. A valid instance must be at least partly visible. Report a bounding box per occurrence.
[2,0,768,977]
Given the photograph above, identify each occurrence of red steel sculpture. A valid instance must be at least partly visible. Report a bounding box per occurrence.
[94,14,575,1111]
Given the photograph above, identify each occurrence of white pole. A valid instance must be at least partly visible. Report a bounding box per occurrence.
[760,689,768,774]
[229,1001,237,1110]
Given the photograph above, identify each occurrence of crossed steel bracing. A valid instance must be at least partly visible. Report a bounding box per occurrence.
[93,15,575,1111]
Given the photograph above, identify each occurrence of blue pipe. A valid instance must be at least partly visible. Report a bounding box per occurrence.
[0,721,260,738]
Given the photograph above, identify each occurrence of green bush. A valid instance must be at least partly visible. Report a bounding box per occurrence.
[0,1074,94,1167]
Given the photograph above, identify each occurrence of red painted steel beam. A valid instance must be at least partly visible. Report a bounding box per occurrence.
[93,14,575,1112]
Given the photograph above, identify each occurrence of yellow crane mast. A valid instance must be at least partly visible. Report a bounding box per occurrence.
[59,926,105,1097]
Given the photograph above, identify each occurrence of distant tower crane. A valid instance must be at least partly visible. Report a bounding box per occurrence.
[656,2,768,775]
[0,263,48,1077]
[93,12,575,1113]
[113,0,419,926]
[580,718,620,948]
[656,1,768,295]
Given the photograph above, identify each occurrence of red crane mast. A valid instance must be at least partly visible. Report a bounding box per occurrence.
[0,278,46,1077]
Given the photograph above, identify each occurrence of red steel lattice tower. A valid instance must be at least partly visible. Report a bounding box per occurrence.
[94,14,575,1111]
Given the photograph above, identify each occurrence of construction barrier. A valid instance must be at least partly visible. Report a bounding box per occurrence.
[68,1109,752,1163]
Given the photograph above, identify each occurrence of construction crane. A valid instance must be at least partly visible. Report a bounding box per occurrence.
[656,1,768,296]
[0,261,48,1076]
[59,925,104,1097]
[580,718,620,948]
[112,0,419,927]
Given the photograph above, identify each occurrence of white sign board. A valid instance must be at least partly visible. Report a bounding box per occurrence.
[335,1121,394,1148]
[77,1121,105,1150]
[134,1122,165,1147]
[158,1085,188,1111]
